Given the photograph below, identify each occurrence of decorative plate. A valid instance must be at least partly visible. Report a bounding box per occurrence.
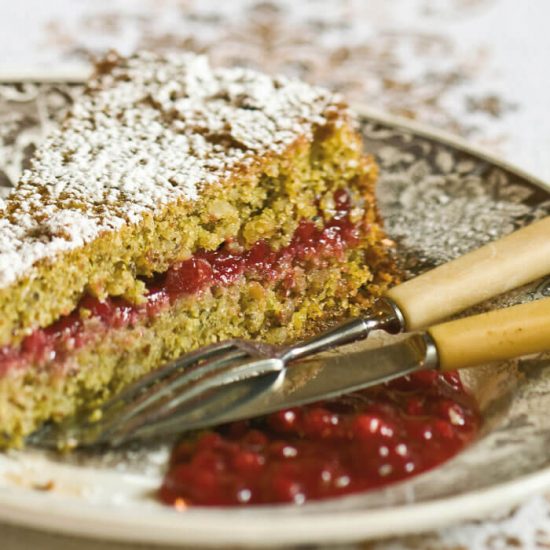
[0,82,549,547]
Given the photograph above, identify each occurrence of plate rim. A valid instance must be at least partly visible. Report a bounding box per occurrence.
[0,466,548,547]
[0,91,548,547]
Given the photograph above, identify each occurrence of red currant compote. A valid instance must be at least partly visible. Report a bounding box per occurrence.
[159,370,480,507]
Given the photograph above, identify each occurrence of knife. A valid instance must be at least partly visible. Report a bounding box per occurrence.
[124,297,550,441]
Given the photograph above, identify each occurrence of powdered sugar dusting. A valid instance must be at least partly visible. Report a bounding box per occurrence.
[0,51,343,289]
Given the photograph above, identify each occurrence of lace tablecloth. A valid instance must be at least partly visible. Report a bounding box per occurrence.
[1,1,550,548]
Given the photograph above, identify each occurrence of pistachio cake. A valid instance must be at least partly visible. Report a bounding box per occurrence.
[0,51,397,446]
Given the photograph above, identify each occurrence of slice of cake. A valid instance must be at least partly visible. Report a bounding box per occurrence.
[0,52,397,447]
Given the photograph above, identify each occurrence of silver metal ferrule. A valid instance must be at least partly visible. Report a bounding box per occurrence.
[371,296,407,334]
[280,296,406,364]
[421,332,440,370]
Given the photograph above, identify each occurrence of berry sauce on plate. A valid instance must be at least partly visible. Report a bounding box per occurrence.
[159,370,480,507]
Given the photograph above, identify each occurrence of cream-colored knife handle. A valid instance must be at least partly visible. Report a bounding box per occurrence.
[428,297,550,371]
[386,216,550,330]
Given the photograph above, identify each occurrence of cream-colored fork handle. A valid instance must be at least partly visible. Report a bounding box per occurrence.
[428,297,550,371]
[386,216,550,330]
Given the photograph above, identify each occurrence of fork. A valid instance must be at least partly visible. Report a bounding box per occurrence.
[29,217,550,448]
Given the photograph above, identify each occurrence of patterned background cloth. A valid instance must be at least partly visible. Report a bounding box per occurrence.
[1,0,550,548]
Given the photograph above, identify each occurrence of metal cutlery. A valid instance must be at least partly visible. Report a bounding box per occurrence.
[110,296,550,441]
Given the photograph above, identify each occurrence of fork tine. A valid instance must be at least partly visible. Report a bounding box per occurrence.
[107,358,283,445]
[98,347,250,432]
[103,356,282,442]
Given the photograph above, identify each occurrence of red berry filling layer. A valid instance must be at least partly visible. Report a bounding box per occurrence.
[159,370,480,507]
[0,190,364,375]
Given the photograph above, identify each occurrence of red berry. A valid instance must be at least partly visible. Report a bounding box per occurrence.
[436,400,466,426]
[267,409,300,433]
[232,451,265,474]
[21,329,49,361]
[165,258,213,296]
[352,414,395,441]
[196,432,223,452]
[242,429,268,449]
[333,188,351,209]
[191,450,225,472]
[302,407,340,438]
[270,473,305,504]
[411,370,439,386]
[442,371,463,389]
[433,419,456,440]
[404,396,425,416]
[204,250,245,285]
[225,420,249,438]
[406,420,434,442]
[268,441,299,459]
[191,468,219,495]
[245,241,277,278]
